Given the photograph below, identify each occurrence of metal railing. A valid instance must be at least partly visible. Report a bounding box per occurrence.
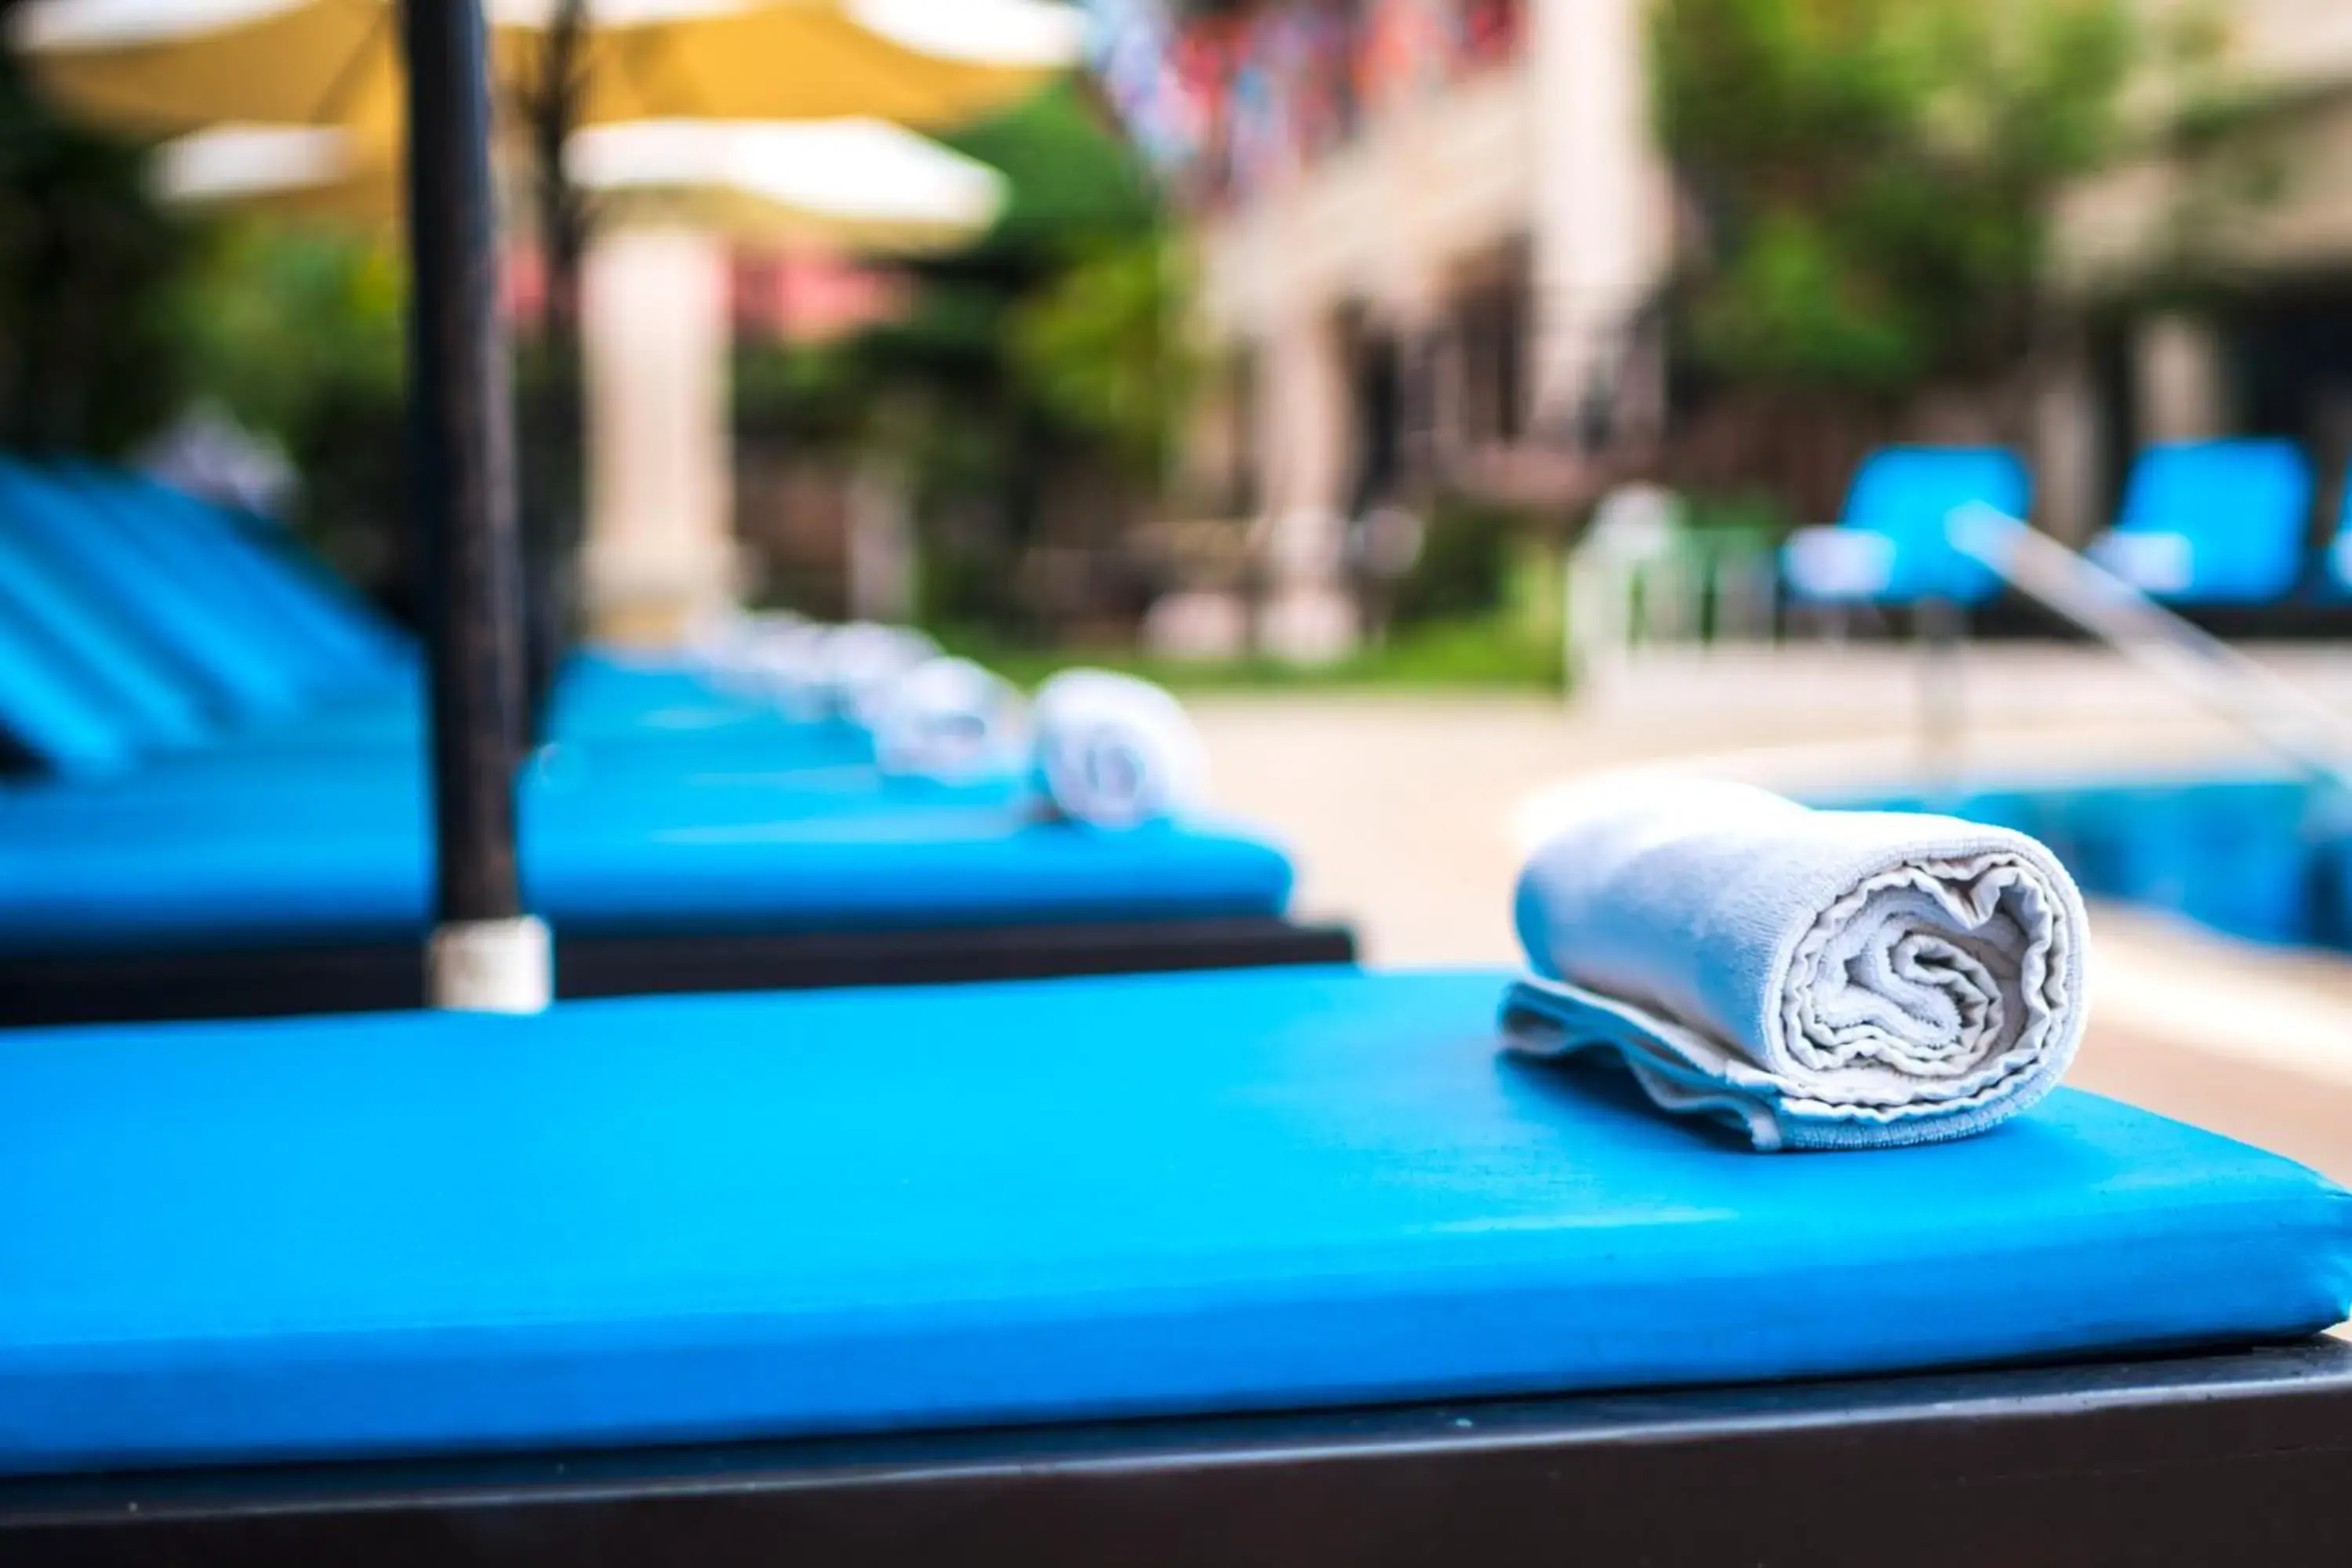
[1947,504,2352,787]
[1563,488,1779,698]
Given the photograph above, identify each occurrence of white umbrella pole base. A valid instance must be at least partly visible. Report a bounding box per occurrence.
[427,916,555,1014]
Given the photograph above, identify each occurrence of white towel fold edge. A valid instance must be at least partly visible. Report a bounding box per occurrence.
[1500,975,2067,1152]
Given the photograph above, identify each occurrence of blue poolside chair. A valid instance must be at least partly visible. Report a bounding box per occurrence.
[0,465,1348,1024]
[0,776,1298,955]
[2314,461,2352,598]
[2089,439,2314,604]
[0,461,855,760]
[0,462,1068,814]
[0,464,321,726]
[0,463,948,786]
[90,467,412,679]
[0,594,149,779]
[0,461,1050,826]
[1781,446,2031,607]
[0,519,214,754]
[0,966,2344,1562]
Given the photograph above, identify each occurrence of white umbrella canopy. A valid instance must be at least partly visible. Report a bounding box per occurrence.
[154,122,383,216]
[565,117,1006,249]
[154,116,1007,252]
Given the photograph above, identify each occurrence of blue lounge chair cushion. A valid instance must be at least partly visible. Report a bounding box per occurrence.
[1782,446,2027,605]
[2093,439,2312,604]
[0,803,1294,953]
[0,710,888,823]
[0,967,2343,1477]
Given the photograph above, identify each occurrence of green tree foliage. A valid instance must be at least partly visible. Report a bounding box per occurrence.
[1011,231,1196,481]
[1653,0,2137,399]
[0,27,407,583]
[0,30,197,452]
[176,223,410,579]
[177,225,405,440]
[2130,8,2291,307]
[733,80,1188,634]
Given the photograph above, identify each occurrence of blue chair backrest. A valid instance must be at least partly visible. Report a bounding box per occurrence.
[58,469,333,688]
[0,607,143,779]
[0,462,307,724]
[2111,439,2310,603]
[81,470,408,687]
[1839,446,2029,603]
[0,524,212,751]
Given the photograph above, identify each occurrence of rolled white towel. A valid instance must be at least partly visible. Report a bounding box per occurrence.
[1032,670,1207,828]
[687,607,802,662]
[869,656,1029,782]
[677,609,834,712]
[735,620,834,714]
[1501,777,2088,1151]
[818,622,940,728]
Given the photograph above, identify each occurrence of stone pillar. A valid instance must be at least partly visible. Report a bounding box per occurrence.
[2133,312,2230,445]
[1526,0,1667,445]
[2034,344,2109,545]
[1254,310,1358,661]
[845,452,917,624]
[581,227,738,645]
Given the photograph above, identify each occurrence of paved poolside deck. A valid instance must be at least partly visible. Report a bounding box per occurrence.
[1192,643,2352,1183]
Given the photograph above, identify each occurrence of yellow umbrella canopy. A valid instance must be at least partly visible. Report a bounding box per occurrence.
[12,0,1080,140]
[154,116,1007,254]
[13,0,405,140]
[560,0,1082,127]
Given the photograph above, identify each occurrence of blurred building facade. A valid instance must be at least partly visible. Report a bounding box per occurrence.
[1123,0,1664,655]
[1113,0,2352,653]
[2048,0,2352,540]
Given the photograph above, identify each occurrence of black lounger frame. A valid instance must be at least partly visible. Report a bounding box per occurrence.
[0,917,1357,1027]
[2,1341,2346,1565]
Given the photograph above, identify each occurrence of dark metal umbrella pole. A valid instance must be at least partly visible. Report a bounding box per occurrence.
[400,0,551,1011]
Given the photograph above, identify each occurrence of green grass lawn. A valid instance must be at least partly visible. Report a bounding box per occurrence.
[951,616,1566,695]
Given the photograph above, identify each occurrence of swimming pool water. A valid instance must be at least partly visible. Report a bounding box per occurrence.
[1813,777,2352,953]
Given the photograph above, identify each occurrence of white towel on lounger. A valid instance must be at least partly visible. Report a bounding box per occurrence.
[818,623,940,728]
[1032,670,1207,828]
[1500,777,2089,1151]
[726,619,833,716]
[869,656,1029,782]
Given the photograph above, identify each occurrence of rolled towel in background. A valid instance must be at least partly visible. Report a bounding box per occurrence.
[869,656,1029,782]
[681,607,756,670]
[680,609,833,713]
[682,608,791,673]
[818,622,940,728]
[1032,670,1207,828]
[729,619,833,716]
[1501,776,2088,1151]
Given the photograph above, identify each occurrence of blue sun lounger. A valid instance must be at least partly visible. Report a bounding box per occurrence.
[1780,447,2030,608]
[0,459,979,801]
[0,461,869,761]
[9,460,956,762]
[0,966,2345,1563]
[0,470,1349,1024]
[2088,438,2314,605]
